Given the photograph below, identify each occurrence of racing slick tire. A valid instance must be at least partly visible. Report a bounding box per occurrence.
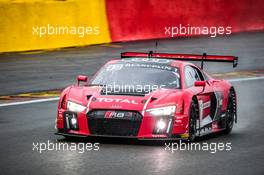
[224,90,236,134]
[188,100,199,142]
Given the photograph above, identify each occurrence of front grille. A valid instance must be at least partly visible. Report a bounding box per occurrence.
[87,110,143,136]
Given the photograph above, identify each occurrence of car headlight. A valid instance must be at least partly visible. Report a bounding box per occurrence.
[67,101,86,113]
[146,105,176,116]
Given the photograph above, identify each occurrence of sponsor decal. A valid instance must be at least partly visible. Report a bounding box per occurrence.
[106,63,173,71]
[106,64,123,71]
[203,101,211,109]
[97,97,139,104]
[104,111,126,119]
[124,63,172,71]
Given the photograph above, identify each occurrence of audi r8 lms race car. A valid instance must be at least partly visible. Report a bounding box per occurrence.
[55,51,238,141]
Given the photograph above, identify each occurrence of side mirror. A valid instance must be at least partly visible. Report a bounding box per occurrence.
[194,81,206,87]
[77,75,88,86]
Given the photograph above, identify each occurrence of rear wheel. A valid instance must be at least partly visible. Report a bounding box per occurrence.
[224,90,236,134]
[188,100,199,141]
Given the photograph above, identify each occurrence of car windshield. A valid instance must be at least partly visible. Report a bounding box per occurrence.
[90,63,181,91]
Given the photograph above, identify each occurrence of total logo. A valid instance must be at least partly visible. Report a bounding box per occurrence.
[97,97,139,104]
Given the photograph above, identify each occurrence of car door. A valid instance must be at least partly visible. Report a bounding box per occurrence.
[184,65,214,128]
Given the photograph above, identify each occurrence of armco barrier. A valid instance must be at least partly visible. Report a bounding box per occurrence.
[0,0,111,52]
[106,0,264,42]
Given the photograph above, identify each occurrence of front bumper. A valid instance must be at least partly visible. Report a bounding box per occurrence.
[55,109,189,140]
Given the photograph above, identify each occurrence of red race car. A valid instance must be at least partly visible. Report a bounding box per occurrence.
[55,51,238,141]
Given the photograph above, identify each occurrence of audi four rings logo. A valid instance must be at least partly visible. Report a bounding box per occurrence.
[110,104,122,108]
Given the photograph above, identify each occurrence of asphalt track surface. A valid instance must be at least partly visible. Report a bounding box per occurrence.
[0,32,264,95]
[0,32,264,175]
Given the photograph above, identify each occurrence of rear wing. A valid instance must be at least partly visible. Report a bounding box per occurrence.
[121,51,238,68]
